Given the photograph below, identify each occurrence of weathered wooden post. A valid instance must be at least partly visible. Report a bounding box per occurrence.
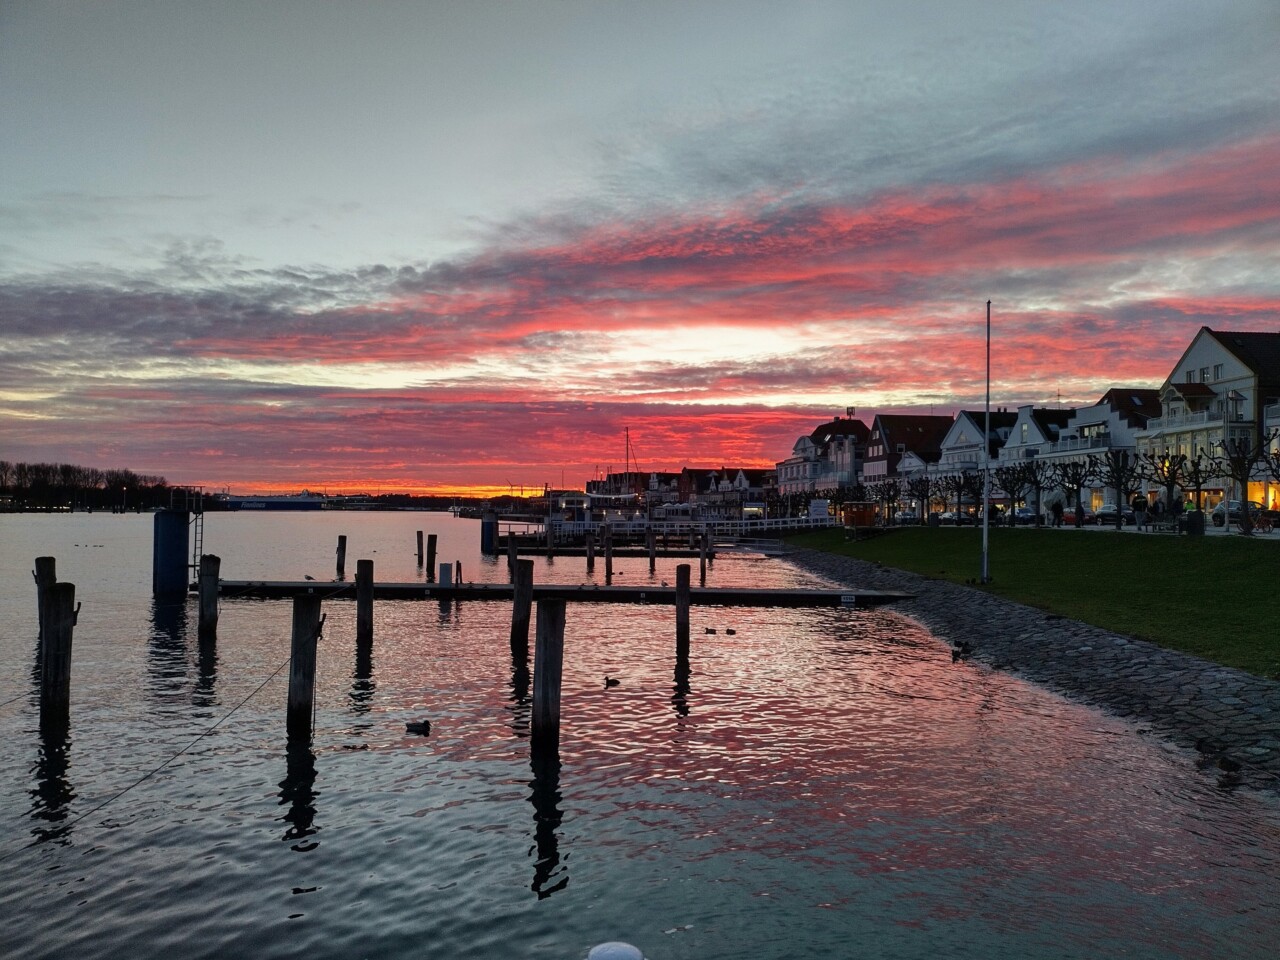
[647,526,657,574]
[531,597,566,749]
[510,559,534,658]
[287,596,323,741]
[33,556,56,646]
[426,534,438,581]
[40,582,76,732]
[585,531,595,574]
[675,563,691,661]
[336,535,348,580]
[416,530,424,567]
[198,554,221,642]
[604,524,613,582]
[455,559,463,584]
[699,531,708,584]
[356,558,374,649]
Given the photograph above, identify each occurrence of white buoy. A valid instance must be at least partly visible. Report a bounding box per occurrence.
[587,943,644,960]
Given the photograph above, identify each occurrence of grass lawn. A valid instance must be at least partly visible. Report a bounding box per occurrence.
[787,526,1280,680]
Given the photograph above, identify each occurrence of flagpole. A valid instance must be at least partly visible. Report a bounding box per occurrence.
[982,299,991,584]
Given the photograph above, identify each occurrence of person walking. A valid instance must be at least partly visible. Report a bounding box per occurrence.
[1051,500,1064,528]
[1132,492,1149,531]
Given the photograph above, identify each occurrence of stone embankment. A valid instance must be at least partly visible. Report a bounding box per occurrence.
[785,547,1280,795]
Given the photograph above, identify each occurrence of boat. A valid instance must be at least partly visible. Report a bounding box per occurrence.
[219,491,328,511]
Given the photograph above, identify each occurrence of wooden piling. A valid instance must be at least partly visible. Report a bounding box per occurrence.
[356,558,374,649]
[531,597,566,748]
[455,559,462,584]
[585,531,595,574]
[426,534,438,581]
[699,532,708,584]
[287,595,323,741]
[647,527,656,574]
[33,556,56,646]
[510,558,534,657]
[40,582,76,732]
[336,535,347,580]
[675,563,691,660]
[416,530,424,567]
[198,554,221,643]
[604,524,613,581]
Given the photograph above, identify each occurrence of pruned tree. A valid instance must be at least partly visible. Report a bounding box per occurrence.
[958,469,986,520]
[937,474,963,519]
[1094,449,1144,530]
[869,479,901,523]
[1138,450,1190,516]
[993,463,1029,520]
[1051,456,1097,527]
[1182,452,1220,514]
[903,475,936,520]
[1210,431,1276,535]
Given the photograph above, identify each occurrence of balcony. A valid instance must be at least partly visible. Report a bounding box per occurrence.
[1143,409,1224,432]
[1044,435,1112,454]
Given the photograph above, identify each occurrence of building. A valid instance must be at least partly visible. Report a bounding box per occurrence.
[861,414,953,482]
[1135,327,1280,510]
[775,412,869,494]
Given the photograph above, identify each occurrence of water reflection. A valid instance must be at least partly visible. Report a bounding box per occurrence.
[279,742,320,852]
[30,726,75,845]
[349,646,375,715]
[528,741,567,899]
[148,600,190,702]
[671,657,691,719]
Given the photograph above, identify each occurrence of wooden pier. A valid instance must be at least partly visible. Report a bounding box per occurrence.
[214,579,911,609]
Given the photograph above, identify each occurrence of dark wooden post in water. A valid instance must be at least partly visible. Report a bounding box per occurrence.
[510,559,534,658]
[33,556,56,646]
[699,531,708,584]
[356,559,374,649]
[416,530,424,567]
[287,596,323,741]
[647,527,657,574]
[585,531,595,574]
[531,597,566,748]
[336,535,348,580]
[40,582,76,732]
[455,559,463,584]
[604,524,613,582]
[198,554,221,642]
[675,563,691,661]
[426,534,438,581]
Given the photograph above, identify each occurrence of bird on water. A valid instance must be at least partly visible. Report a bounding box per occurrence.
[604,675,620,688]
[405,719,432,735]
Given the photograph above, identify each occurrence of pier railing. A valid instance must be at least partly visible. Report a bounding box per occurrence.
[543,515,837,540]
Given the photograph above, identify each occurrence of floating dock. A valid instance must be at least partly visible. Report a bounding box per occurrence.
[215,580,912,609]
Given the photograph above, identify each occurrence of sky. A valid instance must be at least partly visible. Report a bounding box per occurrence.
[2,0,1279,496]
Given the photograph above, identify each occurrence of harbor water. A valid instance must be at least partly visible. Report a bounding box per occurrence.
[1,512,1277,959]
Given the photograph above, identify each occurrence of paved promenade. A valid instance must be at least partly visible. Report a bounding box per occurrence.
[784,547,1280,795]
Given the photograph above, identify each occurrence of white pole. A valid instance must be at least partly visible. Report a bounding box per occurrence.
[982,299,991,583]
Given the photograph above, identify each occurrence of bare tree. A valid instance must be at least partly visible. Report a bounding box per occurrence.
[1181,452,1220,515]
[903,475,935,521]
[1210,432,1277,535]
[1138,450,1190,517]
[869,479,901,524]
[1094,449,1144,530]
[1051,457,1097,527]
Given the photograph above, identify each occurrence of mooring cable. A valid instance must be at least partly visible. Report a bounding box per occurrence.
[0,624,327,861]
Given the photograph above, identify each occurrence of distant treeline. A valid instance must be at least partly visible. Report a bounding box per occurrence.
[0,460,172,512]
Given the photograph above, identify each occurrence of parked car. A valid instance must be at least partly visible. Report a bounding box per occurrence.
[938,510,976,526]
[1211,500,1265,527]
[1094,503,1135,525]
[1012,506,1040,525]
[892,510,920,526]
[1061,506,1095,525]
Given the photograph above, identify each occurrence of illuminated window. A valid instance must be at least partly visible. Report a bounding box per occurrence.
[1201,367,1210,382]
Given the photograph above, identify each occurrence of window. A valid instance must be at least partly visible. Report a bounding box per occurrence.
[1213,364,1223,380]
[1186,370,1195,382]
[1020,424,1029,442]
[1200,367,1210,382]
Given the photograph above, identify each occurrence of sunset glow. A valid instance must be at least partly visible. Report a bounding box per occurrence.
[3,2,1278,495]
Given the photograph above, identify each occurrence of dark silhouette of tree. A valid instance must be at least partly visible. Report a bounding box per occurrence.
[1180,452,1220,514]
[903,475,935,520]
[1210,432,1276,536]
[1051,457,1097,527]
[937,474,963,519]
[1138,450,1190,516]
[1095,449,1144,530]
[869,480,900,523]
